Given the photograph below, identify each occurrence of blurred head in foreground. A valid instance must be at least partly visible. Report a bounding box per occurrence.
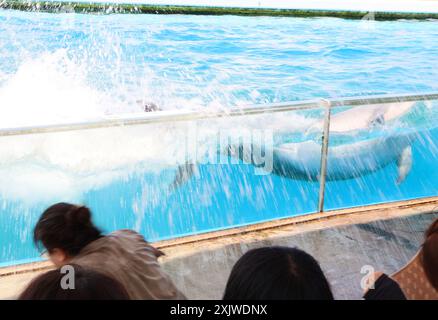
[223,246,334,300]
[19,264,129,300]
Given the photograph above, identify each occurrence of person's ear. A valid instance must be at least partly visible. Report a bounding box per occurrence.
[48,248,69,266]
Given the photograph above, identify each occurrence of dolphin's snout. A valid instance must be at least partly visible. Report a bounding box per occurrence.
[143,102,160,112]
[136,100,161,112]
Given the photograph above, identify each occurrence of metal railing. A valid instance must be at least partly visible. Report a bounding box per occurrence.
[1,91,438,212]
[1,92,438,137]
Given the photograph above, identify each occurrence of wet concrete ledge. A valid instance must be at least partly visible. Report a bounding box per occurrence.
[2,1,438,20]
[0,196,437,299]
[158,198,438,299]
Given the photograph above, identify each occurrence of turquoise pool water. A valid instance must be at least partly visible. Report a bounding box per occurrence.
[1,10,438,266]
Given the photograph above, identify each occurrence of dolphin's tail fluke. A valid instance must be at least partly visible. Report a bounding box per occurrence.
[396,145,413,184]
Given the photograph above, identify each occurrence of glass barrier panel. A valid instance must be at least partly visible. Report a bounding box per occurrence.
[0,106,325,267]
[324,98,438,210]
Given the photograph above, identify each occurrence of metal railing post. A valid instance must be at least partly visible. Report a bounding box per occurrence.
[318,99,332,213]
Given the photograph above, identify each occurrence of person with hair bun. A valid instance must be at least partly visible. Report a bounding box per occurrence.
[33,202,186,300]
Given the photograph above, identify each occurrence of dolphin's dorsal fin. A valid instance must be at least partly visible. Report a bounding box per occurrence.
[169,162,198,191]
[396,146,413,184]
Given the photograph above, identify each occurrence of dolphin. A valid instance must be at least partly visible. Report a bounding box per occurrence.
[228,133,416,184]
[167,101,418,191]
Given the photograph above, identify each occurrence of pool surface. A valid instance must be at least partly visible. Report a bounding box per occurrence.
[2,11,438,126]
[1,10,438,266]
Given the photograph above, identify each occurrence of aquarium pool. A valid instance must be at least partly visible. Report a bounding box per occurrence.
[1,10,438,266]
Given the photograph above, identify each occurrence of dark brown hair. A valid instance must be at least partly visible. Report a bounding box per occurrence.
[223,246,334,300]
[421,218,438,290]
[19,264,129,300]
[34,203,102,256]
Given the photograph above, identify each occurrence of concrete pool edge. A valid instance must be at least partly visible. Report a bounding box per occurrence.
[154,196,438,250]
[1,195,437,278]
[2,2,438,20]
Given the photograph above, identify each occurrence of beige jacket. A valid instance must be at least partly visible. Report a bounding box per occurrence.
[71,229,186,300]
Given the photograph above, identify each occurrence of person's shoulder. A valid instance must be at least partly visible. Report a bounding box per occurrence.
[108,229,164,257]
[110,229,144,238]
[108,229,149,243]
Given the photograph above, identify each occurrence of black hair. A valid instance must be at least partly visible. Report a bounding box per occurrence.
[19,264,129,300]
[34,202,102,256]
[223,246,334,300]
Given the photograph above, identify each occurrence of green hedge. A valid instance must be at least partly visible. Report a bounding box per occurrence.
[1,0,438,20]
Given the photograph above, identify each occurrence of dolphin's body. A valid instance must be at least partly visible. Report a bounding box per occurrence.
[228,132,415,183]
[307,101,416,134]
[230,101,417,183]
[172,131,416,190]
[276,135,413,182]
[170,101,417,189]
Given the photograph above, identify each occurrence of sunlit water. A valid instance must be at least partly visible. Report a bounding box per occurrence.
[1,10,438,266]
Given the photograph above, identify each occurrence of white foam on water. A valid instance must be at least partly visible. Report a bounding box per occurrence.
[0,50,115,128]
[0,50,184,203]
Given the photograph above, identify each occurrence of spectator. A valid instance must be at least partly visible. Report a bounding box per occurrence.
[223,246,334,300]
[364,217,438,300]
[33,202,186,300]
[19,264,129,300]
[420,217,438,291]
